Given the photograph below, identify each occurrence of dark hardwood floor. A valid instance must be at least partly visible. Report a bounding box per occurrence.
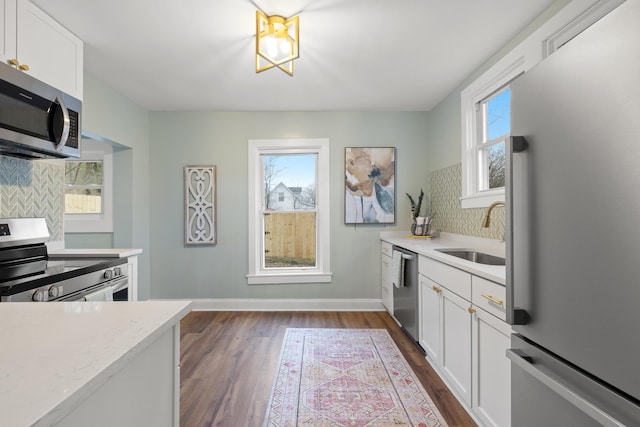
[180,311,476,426]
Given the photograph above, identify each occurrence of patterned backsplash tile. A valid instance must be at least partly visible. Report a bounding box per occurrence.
[0,156,64,241]
[430,163,504,241]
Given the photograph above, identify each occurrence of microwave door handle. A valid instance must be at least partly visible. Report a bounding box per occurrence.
[51,96,70,148]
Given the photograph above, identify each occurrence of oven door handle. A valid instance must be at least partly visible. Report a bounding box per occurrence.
[59,276,128,302]
[109,276,128,294]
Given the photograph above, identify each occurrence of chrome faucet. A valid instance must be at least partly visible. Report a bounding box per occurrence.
[482,201,505,228]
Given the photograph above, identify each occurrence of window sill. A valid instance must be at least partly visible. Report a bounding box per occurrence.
[247,272,333,285]
[460,191,504,209]
[64,215,113,233]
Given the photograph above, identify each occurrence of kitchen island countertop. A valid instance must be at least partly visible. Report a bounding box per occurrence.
[0,300,192,426]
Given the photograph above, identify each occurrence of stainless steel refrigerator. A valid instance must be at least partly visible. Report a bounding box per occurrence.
[506,1,640,425]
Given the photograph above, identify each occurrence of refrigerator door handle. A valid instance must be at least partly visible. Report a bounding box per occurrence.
[506,136,530,325]
[507,349,626,427]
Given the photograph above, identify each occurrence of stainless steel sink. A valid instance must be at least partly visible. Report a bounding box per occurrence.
[436,249,505,266]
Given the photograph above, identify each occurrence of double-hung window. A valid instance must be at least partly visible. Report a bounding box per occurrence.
[461,61,521,209]
[64,140,113,232]
[248,138,331,284]
[460,0,622,209]
[478,87,510,192]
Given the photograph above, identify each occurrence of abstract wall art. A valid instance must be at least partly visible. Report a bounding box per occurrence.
[345,147,395,224]
[184,165,217,245]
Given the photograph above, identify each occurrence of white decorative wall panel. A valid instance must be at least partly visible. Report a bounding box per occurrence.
[184,166,216,245]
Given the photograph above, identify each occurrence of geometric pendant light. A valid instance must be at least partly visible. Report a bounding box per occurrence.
[256,10,299,76]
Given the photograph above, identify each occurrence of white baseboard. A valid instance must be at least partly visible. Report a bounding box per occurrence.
[150,298,386,312]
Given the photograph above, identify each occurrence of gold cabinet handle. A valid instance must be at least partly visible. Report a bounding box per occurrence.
[432,285,442,293]
[7,59,29,71]
[468,307,476,314]
[481,294,504,306]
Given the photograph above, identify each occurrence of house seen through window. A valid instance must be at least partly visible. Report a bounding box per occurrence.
[263,153,317,269]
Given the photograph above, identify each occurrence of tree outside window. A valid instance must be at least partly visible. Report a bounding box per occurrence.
[478,87,510,192]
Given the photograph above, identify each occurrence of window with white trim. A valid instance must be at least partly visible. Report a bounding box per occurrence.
[248,138,331,284]
[460,0,622,209]
[64,140,113,232]
[478,86,510,192]
[460,56,522,209]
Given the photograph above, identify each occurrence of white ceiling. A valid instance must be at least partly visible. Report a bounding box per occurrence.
[32,0,557,112]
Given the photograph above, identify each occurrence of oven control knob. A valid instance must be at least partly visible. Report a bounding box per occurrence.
[48,285,61,299]
[32,289,46,302]
[114,267,122,276]
[104,270,114,280]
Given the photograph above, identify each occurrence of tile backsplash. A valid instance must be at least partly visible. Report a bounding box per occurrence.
[430,163,505,241]
[0,156,63,241]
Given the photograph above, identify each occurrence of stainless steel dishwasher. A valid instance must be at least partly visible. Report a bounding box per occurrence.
[392,245,421,350]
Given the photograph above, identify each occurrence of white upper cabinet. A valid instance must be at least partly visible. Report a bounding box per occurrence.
[0,0,16,63]
[1,0,83,99]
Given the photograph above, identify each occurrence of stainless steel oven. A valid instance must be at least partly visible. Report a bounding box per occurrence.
[0,218,128,303]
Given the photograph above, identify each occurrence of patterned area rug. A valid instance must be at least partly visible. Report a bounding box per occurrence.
[263,328,448,426]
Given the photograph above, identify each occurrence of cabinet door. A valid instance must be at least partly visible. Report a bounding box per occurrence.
[472,307,512,427]
[419,274,442,366]
[381,253,393,313]
[127,256,139,301]
[441,287,472,406]
[16,0,83,98]
[0,0,17,64]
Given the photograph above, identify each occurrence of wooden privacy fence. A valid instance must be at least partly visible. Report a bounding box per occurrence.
[264,211,316,265]
[65,194,101,213]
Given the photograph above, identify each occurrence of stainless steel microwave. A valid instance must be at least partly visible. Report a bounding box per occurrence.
[0,61,81,159]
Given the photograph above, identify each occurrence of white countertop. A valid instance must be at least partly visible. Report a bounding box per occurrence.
[47,248,143,259]
[380,231,506,285]
[0,300,192,427]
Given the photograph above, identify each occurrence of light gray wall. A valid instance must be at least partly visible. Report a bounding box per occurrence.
[148,112,428,299]
[74,74,152,300]
[64,0,571,301]
[426,0,572,173]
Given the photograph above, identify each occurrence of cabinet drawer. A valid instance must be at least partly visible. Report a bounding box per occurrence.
[381,241,393,257]
[472,276,506,321]
[420,255,471,300]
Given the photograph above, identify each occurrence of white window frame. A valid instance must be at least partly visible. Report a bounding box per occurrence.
[460,0,624,209]
[247,138,332,284]
[64,140,113,233]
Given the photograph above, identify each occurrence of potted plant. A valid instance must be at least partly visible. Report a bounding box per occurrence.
[406,189,432,236]
[406,189,424,221]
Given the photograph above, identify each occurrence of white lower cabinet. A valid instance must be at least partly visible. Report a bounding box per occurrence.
[418,254,511,427]
[441,287,473,406]
[57,324,181,427]
[472,306,511,427]
[381,241,393,313]
[419,274,441,366]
